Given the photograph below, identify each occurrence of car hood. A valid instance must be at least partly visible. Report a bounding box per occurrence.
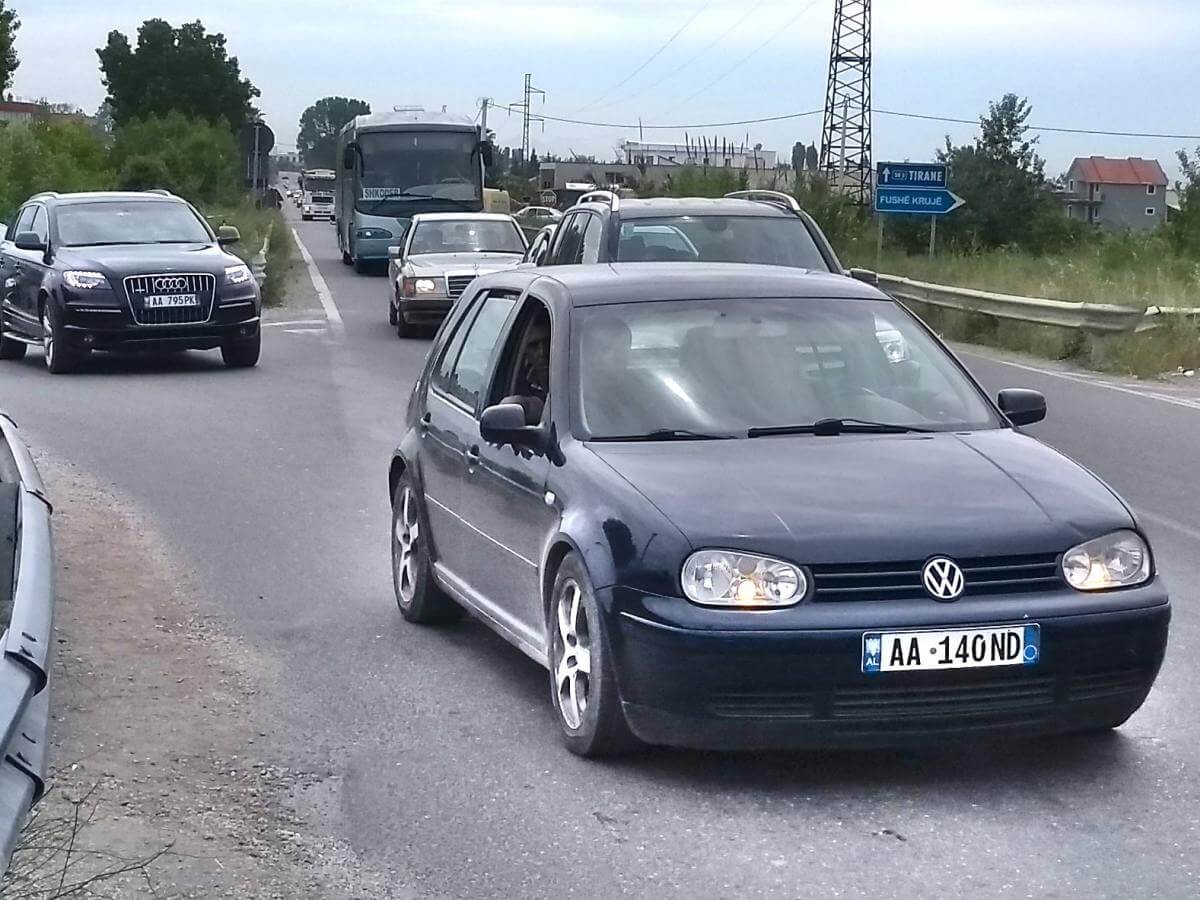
[406,252,526,274]
[589,429,1133,564]
[56,243,234,277]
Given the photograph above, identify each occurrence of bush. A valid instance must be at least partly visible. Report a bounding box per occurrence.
[0,119,115,220]
[110,112,241,205]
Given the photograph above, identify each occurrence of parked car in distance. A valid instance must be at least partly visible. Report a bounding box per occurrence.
[387,212,528,338]
[536,190,878,285]
[514,206,562,228]
[523,224,556,266]
[0,191,262,373]
[387,263,1169,756]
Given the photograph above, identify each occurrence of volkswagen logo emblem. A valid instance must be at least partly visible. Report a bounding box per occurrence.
[922,557,965,601]
[154,276,189,293]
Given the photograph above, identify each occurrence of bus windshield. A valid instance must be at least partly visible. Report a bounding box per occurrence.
[355,130,482,216]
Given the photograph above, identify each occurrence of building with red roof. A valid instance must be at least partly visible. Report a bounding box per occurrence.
[1062,156,1168,232]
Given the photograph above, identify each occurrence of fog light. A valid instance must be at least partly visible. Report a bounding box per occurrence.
[82,333,96,345]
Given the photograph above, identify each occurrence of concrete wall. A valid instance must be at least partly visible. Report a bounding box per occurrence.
[1097,183,1166,232]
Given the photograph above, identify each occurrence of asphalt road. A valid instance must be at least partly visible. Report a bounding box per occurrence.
[6,210,1200,897]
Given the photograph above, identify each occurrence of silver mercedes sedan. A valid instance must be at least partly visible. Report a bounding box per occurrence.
[387,213,529,337]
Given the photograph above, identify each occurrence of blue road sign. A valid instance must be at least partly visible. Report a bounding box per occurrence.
[875,186,965,216]
[877,162,947,190]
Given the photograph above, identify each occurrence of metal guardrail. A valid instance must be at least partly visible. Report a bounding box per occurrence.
[877,274,1155,334]
[0,413,55,873]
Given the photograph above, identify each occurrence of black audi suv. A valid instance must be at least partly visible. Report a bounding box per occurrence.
[387,263,1169,756]
[0,191,262,373]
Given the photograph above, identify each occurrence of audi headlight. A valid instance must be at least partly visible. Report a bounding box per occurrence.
[681,550,805,608]
[1062,530,1151,591]
[224,264,253,286]
[63,271,108,290]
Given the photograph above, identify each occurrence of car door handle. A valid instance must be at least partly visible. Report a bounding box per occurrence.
[418,412,431,435]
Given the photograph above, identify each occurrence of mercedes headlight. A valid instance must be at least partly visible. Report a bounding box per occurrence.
[63,270,108,290]
[1062,530,1151,591]
[681,550,805,607]
[224,264,253,286]
[402,276,441,296]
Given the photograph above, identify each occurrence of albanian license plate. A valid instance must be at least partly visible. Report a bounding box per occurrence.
[862,624,1040,674]
[144,294,199,309]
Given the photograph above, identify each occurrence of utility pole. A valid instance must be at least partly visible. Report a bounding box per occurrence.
[479,97,491,136]
[819,0,872,205]
[510,74,545,169]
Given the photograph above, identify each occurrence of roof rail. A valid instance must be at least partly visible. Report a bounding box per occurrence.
[28,192,58,201]
[724,190,801,213]
[144,189,173,197]
[577,190,621,213]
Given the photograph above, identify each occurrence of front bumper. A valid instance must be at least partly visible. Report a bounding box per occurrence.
[61,300,260,352]
[354,235,396,262]
[399,295,454,326]
[607,584,1170,749]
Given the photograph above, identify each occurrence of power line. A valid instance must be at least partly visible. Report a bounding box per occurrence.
[873,109,1200,141]
[493,104,824,131]
[590,0,771,112]
[570,1,712,114]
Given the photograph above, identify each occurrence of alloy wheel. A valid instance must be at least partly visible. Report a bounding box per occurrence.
[41,308,54,370]
[394,486,420,605]
[553,580,591,730]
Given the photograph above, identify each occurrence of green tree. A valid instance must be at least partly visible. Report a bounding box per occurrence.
[1167,147,1200,256]
[0,0,17,92]
[110,112,241,204]
[935,94,1073,252]
[97,19,259,128]
[791,141,805,173]
[0,120,115,220]
[298,96,370,168]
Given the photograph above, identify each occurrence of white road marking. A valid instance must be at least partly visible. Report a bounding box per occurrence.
[962,350,1200,411]
[262,319,328,329]
[291,227,344,331]
[282,328,327,335]
[1137,509,1200,543]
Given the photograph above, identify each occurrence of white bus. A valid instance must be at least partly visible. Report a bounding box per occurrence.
[335,107,492,272]
[300,169,336,221]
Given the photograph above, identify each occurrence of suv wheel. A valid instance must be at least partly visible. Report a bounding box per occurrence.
[0,325,26,361]
[221,331,261,368]
[43,305,83,374]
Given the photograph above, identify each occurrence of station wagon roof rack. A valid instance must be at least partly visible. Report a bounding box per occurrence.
[28,192,59,201]
[577,190,621,213]
[724,190,802,214]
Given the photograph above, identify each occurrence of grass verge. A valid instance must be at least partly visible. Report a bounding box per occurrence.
[203,202,294,307]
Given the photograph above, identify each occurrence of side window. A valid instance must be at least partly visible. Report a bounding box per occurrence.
[436,292,517,410]
[580,214,603,263]
[489,297,553,424]
[548,213,585,265]
[30,207,49,243]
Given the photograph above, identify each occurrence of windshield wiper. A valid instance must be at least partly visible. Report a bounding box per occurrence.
[748,418,934,437]
[592,428,735,442]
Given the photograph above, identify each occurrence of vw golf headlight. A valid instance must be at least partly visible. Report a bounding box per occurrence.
[1062,530,1151,591]
[63,270,108,290]
[224,264,253,286]
[681,550,805,607]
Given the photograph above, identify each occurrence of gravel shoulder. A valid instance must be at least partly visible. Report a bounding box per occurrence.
[7,456,397,898]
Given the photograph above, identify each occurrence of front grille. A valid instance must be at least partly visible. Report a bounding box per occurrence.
[709,692,815,720]
[810,553,1063,602]
[447,275,476,298]
[124,273,216,326]
[1068,667,1155,702]
[832,676,1057,720]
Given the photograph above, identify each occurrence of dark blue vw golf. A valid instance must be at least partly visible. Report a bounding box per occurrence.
[387,263,1169,756]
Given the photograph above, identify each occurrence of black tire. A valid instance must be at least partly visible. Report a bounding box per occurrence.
[395,302,420,339]
[391,472,463,624]
[548,553,640,757]
[302,214,312,222]
[221,331,261,368]
[42,304,84,374]
[388,296,399,326]
[342,247,353,266]
[0,327,26,360]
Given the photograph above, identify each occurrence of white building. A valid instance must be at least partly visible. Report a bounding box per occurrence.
[619,139,777,170]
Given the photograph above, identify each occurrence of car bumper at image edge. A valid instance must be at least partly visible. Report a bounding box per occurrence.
[607,589,1170,750]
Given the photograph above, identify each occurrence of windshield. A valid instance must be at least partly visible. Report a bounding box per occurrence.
[573,298,999,439]
[355,130,482,216]
[56,201,211,247]
[615,216,831,270]
[410,219,525,255]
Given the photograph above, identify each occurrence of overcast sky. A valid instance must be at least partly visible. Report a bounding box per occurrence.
[9,0,1200,178]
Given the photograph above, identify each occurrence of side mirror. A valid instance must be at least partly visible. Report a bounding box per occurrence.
[388,245,403,260]
[848,267,879,286]
[480,403,546,451]
[217,225,241,246]
[998,389,1047,427]
[14,231,46,253]
[343,142,359,171]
